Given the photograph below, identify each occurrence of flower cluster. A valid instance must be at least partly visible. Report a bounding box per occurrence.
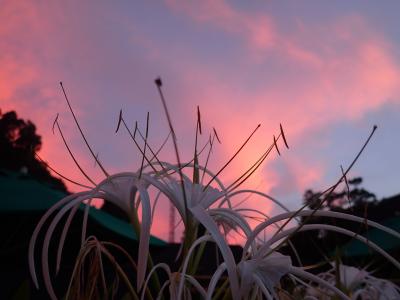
[29,81,399,299]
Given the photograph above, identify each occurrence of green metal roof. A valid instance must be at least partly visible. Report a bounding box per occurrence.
[0,170,166,246]
[341,216,400,257]
[0,170,68,211]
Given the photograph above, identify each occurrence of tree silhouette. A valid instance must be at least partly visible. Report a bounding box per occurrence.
[0,109,67,192]
[303,177,377,210]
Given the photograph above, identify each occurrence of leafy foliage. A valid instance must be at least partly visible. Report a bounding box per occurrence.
[0,109,67,192]
[303,177,377,210]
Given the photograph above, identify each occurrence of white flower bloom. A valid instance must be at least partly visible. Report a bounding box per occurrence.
[162,177,224,218]
[29,172,153,298]
[238,251,292,298]
[339,264,368,289]
[306,264,400,300]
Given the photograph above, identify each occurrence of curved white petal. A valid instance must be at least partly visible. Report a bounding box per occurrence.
[262,224,400,271]
[238,251,292,298]
[56,203,80,274]
[141,263,171,300]
[289,266,350,300]
[184,274,207,299]
[189,205,240,299]
[42,193,94,299]
[253,273,274,300]
[178,235,212,299]
[227,189,291,215]
[244,210,400,254]
[136,184,152,290]
[95,172,140,214]
[206,263,226,300]
[28,191,91,289]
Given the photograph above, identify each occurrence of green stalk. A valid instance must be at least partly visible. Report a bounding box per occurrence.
[182,218,197,262]
[212,277,229,300]
[188,237,207,275]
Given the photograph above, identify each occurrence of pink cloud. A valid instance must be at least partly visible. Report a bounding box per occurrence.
[2,1,400,242]
[166,0,276,50]
[0,2,105,190]
[156,9,400,231]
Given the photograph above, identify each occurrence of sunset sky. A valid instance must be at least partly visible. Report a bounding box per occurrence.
[2,1,400,240]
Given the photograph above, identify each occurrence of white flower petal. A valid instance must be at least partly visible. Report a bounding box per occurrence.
[189,205,240,299]
[184,274,207,299]
[238,251,292,298]
[141,263,171,300]
[56,203,80,274]
[28,191,90,289]
[96,173,140,214]
[253,273,274,300]
[178,235,212,299]
[136,185,152,290]
[263,224,400,271]
[42,194,92,300]
[289,266,350,300]
[244,210,400,255]
[206,263,226,300]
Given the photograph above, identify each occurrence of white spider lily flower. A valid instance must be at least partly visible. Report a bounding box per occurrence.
[143,172,243,298]
[96,172,141,214]
[155,177,277,299]
[29,166,245,300]
[159,177,225,219]
[96,173,152,290]
[337,265,400,300]
[239,208,400,300]
[338,264,368,290]
[307,264,400,300]
[29,172,154,299]
[365,278,400,300]
[237,251,292,299]
[189,205,241,298]
[209,208,252,236]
